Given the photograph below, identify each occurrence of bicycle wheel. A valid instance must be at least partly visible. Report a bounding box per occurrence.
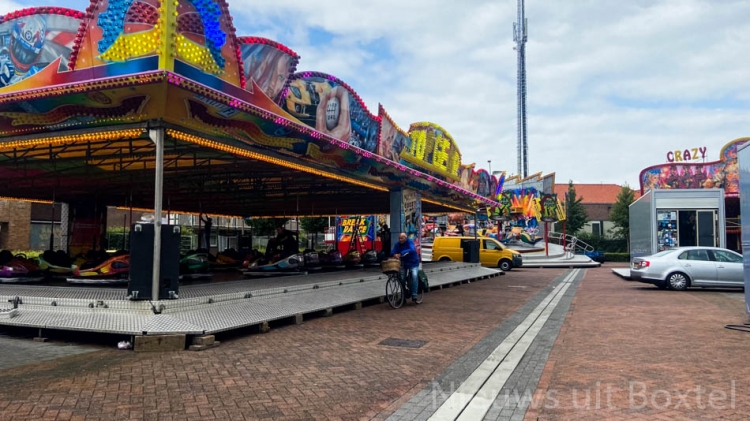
[414,283,424,303]
[412,277,424,304]
[385,274,404,309]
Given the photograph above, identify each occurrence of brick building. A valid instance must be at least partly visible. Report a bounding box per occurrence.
[0,199,248,253]
[0,200,31,250]
[0,200,63,251]
[553,184,640,236]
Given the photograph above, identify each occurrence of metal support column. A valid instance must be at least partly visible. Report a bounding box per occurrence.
[149,127,165,300]
[388,189,403,252]
[60,203,69,252]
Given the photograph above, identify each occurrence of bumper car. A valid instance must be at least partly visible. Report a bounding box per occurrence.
[343,250,363,267]
[319,250,345,269]
[361,249,380,266]
[245,252,304,272]
[38,250,75,276]
[302,249,322,271]
[241,249,265,269]
[179,252,213,281]
[209,248,244,271]
[67,254,130,285]
[0,251,44,283]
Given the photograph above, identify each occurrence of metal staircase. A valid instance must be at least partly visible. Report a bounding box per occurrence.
[547,232,594,259]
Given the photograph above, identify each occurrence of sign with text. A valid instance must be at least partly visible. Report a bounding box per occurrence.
[667,147,707,163]
[401,122,462,181]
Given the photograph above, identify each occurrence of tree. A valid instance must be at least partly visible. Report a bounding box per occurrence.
[609,184,635,247]
[300,217,329,247]
[565,181,588,235]
[244,218,288,236]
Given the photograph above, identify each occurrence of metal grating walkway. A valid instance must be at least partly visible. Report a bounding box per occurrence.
[0,263,501,336]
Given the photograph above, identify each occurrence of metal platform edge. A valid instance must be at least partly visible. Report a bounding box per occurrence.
[520,262,601,268]
[0,264,502,337]
[612,268,632,280]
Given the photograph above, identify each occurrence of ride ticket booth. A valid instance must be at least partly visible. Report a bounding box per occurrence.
[629,189,725,261]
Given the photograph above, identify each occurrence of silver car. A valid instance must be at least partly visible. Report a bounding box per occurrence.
[630,247,744,290]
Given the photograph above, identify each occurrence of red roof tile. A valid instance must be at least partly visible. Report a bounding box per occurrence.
[553,184,641,204]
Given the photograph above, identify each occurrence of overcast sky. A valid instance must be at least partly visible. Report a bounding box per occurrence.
[8,0,749,188]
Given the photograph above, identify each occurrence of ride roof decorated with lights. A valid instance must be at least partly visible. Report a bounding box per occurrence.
[0,1,501,216]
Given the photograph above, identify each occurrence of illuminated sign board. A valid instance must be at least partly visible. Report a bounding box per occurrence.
[401,122,462,181]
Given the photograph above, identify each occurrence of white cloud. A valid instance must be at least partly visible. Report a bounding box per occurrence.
[0,0,22,14]
[36,0,747,190]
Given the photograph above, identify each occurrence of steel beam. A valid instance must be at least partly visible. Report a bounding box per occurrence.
[149,127,165,300]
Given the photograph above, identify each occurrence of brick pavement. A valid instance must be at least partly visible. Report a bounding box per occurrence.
[0,335,101,371]
[385,269,581,421]
[525,266,750,421]
[0,268,559,421]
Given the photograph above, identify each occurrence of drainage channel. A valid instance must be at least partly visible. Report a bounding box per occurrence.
[428,269,580,421]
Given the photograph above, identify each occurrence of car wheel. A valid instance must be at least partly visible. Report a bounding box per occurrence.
[439,257,451,262]
[499,259,512,271]
[667,272,689,291]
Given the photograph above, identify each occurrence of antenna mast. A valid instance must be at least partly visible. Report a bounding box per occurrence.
[513,0,528,178]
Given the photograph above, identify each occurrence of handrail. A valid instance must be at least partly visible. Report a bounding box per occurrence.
[547,232,595,253]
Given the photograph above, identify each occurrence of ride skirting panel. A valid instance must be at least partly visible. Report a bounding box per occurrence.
[0,264,499,335]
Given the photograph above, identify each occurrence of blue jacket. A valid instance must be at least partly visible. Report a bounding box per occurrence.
[391,239,420,269]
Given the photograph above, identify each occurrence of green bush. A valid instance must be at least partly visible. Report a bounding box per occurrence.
[604,252,630,262]
[575,232,627,253]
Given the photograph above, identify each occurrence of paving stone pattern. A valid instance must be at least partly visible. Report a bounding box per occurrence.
[384,270,580,421]
[0,335,101,371]
[0,268,559,421]
[482,271,584,421]
[525,267,750,421]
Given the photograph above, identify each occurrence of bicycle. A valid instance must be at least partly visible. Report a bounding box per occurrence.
[382,258,424,309]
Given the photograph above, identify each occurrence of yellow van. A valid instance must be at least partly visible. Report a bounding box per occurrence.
[431,236,522,271]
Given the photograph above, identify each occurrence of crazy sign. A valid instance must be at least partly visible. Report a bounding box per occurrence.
[667,147,707,163]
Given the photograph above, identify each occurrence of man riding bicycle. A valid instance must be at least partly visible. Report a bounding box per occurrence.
[391,232,420,303]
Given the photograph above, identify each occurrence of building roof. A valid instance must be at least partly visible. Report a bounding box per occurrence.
[554,184,640,205]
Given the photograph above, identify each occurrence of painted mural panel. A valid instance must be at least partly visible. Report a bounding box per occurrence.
[0,88,155,135]
[0,12,80,89]
[402,189,421,257]
[539,194,559,222]
[474,170,495,198]
[640,138,748,197]
[239,41,297,101]
[377,105,410,164]
[281,74,379,153]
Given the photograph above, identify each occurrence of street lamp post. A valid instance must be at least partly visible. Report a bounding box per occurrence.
[488,160,492,174]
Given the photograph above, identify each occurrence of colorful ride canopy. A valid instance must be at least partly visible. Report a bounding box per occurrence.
[0,1,500,205]
[639,138,748,198]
